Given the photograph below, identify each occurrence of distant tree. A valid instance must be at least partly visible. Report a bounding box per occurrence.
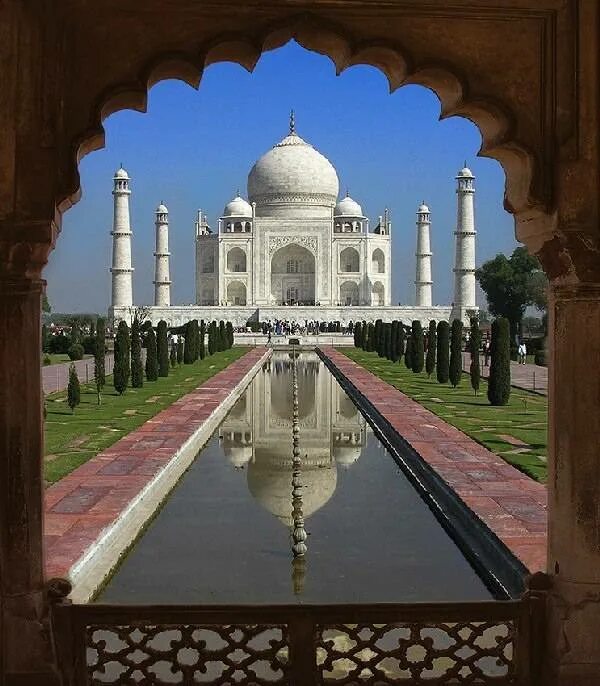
[374,319,383,357]
[183,321,194,364]
[67,364,80,413]
[361,321,368,350]
[488,317,511,406]
[218,321,226,351]
[397,325,406,362]
[476,246,545,344]
[94,317,106,404]
[411,321,424,373]
[390,321,399,362]
[69,321,81,346]
[199,320,206,359]
[145,328,158,381]
[436,321,450,384]
[130,317,144,388]
[177,337,184,364]
[226,321,234,349]
[425,320,437,377]
[469,317,481,395]
[170,343,177,368]
[404,335,413,370]
[41,324,49,353]
[42,293,52,314]
[449,319,463,387]
[157,320,169,376]
[113,320,130,394]
[67,343,84,361]
[354,321,362,348]
[383,323,392,360]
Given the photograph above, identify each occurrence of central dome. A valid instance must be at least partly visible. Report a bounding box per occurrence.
[248,128,339,217]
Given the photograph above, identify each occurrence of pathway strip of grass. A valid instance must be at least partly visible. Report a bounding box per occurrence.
[339,348,548,482]
[44,348,250,484]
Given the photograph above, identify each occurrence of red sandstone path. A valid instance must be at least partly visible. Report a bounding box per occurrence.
[462,352,548,396]
[319,346,547,573]
[44,348,268,580]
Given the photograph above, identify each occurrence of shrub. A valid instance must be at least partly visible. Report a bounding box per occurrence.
[534,349,546,366]
[67,343,84,361]
[113,320,130,394]
[436,321,450,383]
[130,318,144,388]
[94,318,106,403]
[48,334,70,354]
[208,321,217,355]
[449,319,463,387]
[469,317,481,395]
[157,320,169,377]
[411,321,424,373]
[488,317,511,405]
[145,328,158,381]
[81,335,96,355]
[43,354,52,366]
[67,364,80,413]
[353,321,362,348]
[425,320,436,377]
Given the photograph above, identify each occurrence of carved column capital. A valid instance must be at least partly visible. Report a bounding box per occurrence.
[0,218,60,285]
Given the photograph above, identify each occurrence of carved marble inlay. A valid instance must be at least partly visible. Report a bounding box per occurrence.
[269,235,318,256]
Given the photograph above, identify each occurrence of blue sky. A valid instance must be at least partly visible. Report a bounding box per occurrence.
[46,41,518,313]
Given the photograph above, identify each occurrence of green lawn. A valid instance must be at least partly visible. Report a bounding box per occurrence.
[44,347,250,484]
[339,348,548,483]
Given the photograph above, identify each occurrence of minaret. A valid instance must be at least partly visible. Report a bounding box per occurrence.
[415,202,433,306]
[153,202,171,307]
[110,166,134,310]
[452,164,477,320]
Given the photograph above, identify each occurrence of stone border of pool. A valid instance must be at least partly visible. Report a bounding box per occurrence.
[44,347,270,603]
[317,346,547,599]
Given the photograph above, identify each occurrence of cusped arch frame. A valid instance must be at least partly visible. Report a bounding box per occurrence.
[62,14,546,237]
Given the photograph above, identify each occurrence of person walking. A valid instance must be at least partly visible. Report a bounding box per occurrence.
[518,340,527,364]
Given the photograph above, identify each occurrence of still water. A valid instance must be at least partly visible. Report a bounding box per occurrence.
[98,351,490,604]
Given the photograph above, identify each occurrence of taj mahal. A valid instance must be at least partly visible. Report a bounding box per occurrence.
[109,113,478,328]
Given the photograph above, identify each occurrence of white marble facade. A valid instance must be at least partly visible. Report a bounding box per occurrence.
[110,115,478,327]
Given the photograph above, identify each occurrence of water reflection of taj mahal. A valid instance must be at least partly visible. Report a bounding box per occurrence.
[219,351,367,526]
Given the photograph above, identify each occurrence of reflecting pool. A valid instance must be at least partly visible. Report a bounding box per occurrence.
[98,351,491,604]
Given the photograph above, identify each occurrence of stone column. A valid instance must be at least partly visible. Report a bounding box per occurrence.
[0,226,60,684]
[153,203,171,307]
[415,203,433,306]
[546,282,600,685]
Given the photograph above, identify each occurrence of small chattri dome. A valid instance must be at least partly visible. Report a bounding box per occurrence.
[334,194,363,217]
[457,165,474,178]
[223,195,252,217]
[418,203,430,213]
[156,203,168,214]
[114,166,129,179]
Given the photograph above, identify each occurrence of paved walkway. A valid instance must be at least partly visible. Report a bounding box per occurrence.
[321,347,546,573]
[44,347,268,580]
[42,354,114,395]
[462,352,548,395]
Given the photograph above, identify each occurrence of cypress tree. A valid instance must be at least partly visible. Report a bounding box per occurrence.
[157,320,169,376]
[145,328,158,381]
[397,325,406,361]
[130,317,144,388]
[436,321,450,383]
[218,321,225,351]
[192,320,200,360]
[404,335,413,369]
[183,321,194,364]
[390,321,399,362]
[449,319,463,387]
[207,321,215,355]
[67,364,80,413]
[94,317,106,404]
[354,321,362,348]
[411,320,425,373]
[425,320,437,378]
[366,322,375,352]
[113,320,130,395]
[41,324,49,353]
[374,319,384,357]
[469,317,482,395]
[226,321,234,349]
[488,317,511,405]
[383,323,392,360]
[361,321,368,349]
[199,320,206,359]
[177,337,184,364]
[170,343,177,368]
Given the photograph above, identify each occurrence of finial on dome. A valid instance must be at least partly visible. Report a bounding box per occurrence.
[236,188,240,197]
[464,159,467,168]
[345,188,349,198]
[289,109,295,134]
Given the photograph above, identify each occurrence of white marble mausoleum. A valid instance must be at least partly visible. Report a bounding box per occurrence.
[109,114,478,327]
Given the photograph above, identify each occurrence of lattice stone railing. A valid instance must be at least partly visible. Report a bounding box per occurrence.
[50,598,545,685]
